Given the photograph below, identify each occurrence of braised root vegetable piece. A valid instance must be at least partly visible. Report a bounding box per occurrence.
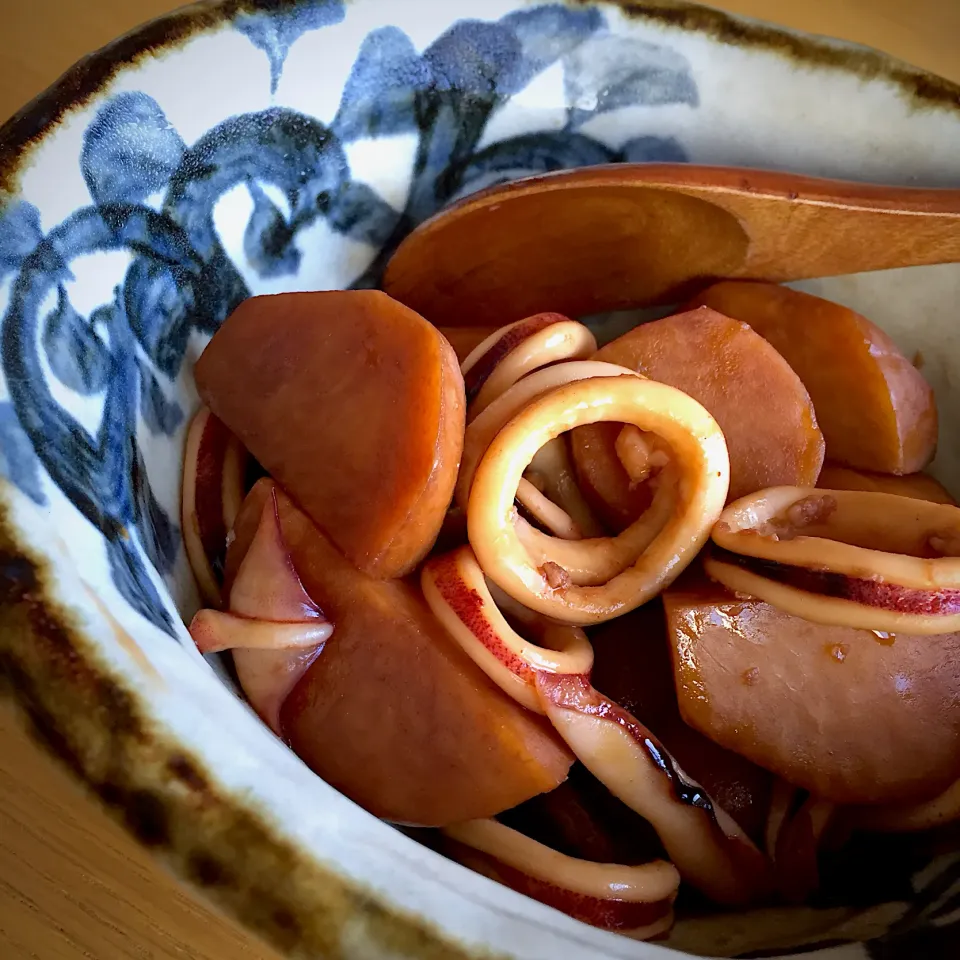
[220,484,574,826]
[664,576,960,805]
[573,307,824,506]
[421,544,595,715]
[195,290,465,579]
[438,326,500,363]
[589,602,773,847]
[817,463,955,504]
[688,282,937,474]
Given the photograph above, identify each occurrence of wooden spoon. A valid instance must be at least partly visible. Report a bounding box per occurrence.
[382,164,960,327]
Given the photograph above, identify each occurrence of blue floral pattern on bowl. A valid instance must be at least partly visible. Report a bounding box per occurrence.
[0,1,695,636]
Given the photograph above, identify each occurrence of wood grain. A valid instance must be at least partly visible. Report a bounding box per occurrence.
[383,166,960,326]
[0,700,283,960]
[0,3,956,959]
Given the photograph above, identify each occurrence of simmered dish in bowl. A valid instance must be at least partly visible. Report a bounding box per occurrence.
[3,0,960,954]
[181,247,957,939]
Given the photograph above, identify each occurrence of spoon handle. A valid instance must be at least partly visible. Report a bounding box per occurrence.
[625,165,960,279]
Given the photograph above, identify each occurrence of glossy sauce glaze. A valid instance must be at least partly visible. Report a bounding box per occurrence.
[665,576,960,804]
[183,277,958,939]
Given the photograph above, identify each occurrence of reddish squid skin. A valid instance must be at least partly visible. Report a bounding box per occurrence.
[463,313,570,402]
[425,550,534,679]
[445,841,674,932]
[194,410,233,572]
[537,673,714,809]
[709,546,960,617]
[536,672,770,905]
[228,489,327,623]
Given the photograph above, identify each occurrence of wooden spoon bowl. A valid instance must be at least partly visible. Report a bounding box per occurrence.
[382,164,960,327]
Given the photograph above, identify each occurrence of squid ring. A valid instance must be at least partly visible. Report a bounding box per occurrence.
[616,424,670,484]
[515,464,680,587]
[706,487,960,635]
[526,437,607,540]
[468,376,729,624]
[462,364,682,587]
[182,405,249,608]
[515,477,583,540]
[421,545,593,713]
[462,315,598,418]
[456,359,642,514]
[443,818,679,939]
[535,673,768,906]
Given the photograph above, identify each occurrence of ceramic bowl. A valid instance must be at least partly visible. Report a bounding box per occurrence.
[2,1,959,957]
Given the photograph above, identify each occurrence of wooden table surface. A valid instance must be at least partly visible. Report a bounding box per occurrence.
[1,2,958,958]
